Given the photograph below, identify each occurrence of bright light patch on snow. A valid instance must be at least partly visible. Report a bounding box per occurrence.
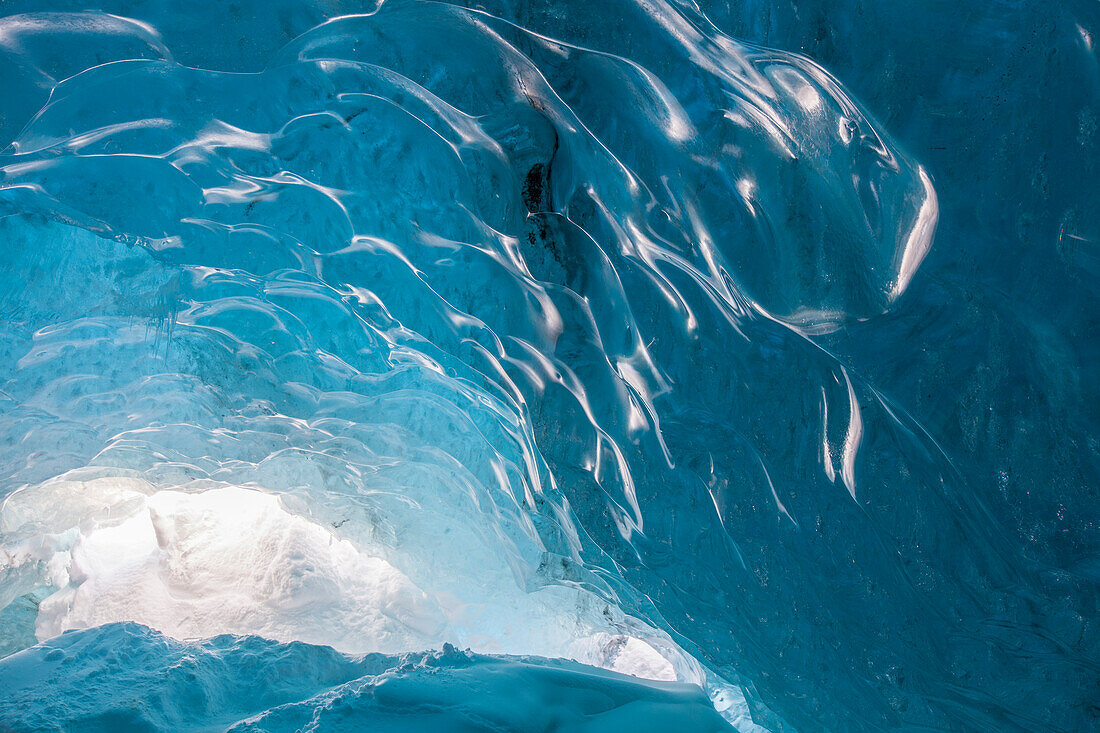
[3,483,679,682]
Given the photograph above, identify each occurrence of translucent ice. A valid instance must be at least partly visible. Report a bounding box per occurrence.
[0,624,730,731]
[0,0,1096,731]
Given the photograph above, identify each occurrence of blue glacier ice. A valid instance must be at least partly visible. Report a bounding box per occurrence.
[0,623,730,731]
[0,0,1096,731]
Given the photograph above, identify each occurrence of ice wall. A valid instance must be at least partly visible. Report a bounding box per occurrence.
[0,0,1096,731]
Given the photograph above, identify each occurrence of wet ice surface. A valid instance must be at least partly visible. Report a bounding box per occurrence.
[0,623,730,731]
[0,1,1097,731]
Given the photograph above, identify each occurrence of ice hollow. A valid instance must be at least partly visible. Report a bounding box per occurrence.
[3,479,680,682]
[0,0,1094,730]
[0,0,958,726]
[28,486,447,649]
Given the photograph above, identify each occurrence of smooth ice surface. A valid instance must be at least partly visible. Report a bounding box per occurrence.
[0,0,1096,731]
[0,623,730,731]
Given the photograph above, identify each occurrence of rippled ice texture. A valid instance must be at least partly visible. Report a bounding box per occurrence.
[0,1,1096,731]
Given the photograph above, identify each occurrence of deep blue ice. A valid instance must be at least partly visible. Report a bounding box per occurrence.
[0,1,1096,730]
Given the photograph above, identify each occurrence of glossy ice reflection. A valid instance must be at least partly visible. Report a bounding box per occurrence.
[0,1,1096,731]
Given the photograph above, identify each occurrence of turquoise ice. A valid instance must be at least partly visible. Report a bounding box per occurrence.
[0,1,1096,731]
